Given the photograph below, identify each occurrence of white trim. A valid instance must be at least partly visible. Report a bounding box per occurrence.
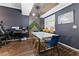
[59,42,79,52]
[40,3,72,18]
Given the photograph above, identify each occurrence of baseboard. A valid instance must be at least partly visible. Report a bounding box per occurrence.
[59,42,79,52]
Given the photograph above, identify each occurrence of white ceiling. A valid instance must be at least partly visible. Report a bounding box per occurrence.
[0,3,34,16]
[40,3,72,18]
[0,3,73,17]
[21,3,34,16]
[0,3,21,9]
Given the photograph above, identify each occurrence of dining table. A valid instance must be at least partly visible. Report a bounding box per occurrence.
[32,31,58,55]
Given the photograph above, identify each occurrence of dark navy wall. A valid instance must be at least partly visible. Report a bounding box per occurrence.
[0,6,29,28]
[21,15,29,27]
[44,3,79,49]
[0,6,21,27]
[55,3,79,49]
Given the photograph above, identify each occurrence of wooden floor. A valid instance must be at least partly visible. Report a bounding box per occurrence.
[0,39,35,56]
[0,38,79,56]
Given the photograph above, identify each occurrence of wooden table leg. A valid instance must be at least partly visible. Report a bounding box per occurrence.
[38,38,40,55]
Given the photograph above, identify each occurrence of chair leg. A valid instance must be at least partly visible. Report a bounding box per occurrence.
[55,45,60,56]
[19,38,22,42]
[52,47,55,56]
[50,47,56,56]
[0,42,2,48]
[4,41,6,46]
[51,48,52,56]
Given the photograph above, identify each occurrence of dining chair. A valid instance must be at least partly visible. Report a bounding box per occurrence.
[43,35,60,56]
[0,25,10,47]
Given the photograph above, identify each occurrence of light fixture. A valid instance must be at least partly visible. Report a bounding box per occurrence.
[32,5,40,17]
[32,13,36,16]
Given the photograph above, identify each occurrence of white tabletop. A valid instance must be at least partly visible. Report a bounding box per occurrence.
[32,32,58,39]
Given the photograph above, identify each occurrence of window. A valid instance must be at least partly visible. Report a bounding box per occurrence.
[44,14,55,30]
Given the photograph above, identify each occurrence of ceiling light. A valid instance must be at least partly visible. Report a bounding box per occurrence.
[32,13,36,16]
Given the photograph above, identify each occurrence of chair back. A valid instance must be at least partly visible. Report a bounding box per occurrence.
[0,25,6,34]
[48,36,60,47]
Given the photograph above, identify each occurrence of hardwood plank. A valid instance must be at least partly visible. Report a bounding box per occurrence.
[0,38,79,56]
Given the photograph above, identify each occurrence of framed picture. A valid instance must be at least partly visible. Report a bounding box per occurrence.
[58,11,74,24]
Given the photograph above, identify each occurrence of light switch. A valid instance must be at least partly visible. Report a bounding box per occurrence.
[73,25,77,29]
